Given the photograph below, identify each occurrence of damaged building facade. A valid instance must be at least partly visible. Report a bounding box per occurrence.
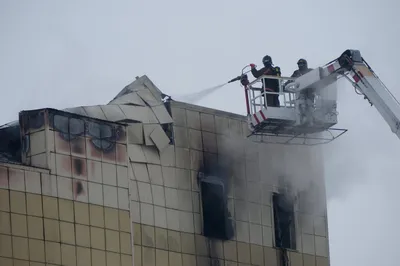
[0,75,330,266]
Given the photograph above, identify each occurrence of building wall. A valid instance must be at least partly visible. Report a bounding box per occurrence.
[0,164,132,266]
[0,100,330,266]
[0,109,132,266]
[127,102,329,266]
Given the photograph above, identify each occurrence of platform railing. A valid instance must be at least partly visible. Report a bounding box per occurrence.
[246,75,297,115]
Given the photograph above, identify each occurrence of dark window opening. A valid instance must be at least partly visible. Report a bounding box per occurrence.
[49,110,122,144]
[0,123,22,163]
[200,177,233,240]
[162,100,174,144]
[273,192,296,250]
[161,123,174,144]
[163,100,172,116]
[20,110,45,131]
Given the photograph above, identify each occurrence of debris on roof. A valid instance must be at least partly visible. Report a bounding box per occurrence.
[0,75,175,166]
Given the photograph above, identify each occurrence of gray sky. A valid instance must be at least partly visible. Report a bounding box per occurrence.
[1,1,400,265]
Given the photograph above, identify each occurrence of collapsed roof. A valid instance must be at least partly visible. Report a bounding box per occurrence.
[0,75,175,164]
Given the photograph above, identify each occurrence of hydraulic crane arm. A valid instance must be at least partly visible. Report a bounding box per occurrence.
[335,50,400,139]
[239,49,400,145]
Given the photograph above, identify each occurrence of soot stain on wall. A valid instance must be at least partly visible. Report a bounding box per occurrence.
[197,151,235,264]
[71,139,84,155]
[73,180,85,200]
[73,157,84,175]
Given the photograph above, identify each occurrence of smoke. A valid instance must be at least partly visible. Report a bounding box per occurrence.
[278,143,328,217]
[173,83,228,104]
[195,116,329,245]
[214,125,328,218]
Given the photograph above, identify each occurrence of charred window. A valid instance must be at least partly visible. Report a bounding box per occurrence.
[0,122,22,163]
[161,100,174,144]
[200,178,233,240]
[273,192,296,250]
[161,123,174,144]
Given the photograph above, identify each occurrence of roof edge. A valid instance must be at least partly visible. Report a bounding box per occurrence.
[170,101,246,121]
[111,75,164,103]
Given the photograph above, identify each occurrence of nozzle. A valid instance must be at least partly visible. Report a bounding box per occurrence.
[228,76,242,83]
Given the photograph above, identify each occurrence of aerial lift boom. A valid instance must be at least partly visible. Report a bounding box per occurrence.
[336,50,400,139]
[239,49,400,145]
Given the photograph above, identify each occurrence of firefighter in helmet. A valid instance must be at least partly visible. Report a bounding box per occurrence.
[284,58,313,87]
[250,55,281,107]
[289,58,315,126]
[290,58,313,77]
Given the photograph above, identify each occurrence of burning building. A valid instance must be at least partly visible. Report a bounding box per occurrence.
[0,75,329,266]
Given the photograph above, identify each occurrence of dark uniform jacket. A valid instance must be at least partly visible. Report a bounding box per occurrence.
[251,66,281,92]
[290,68,313,78]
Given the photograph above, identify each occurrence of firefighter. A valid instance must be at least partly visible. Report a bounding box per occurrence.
[250,55,281,107]
[289,58,315,126]
[284,58,313,87]
[290,58,313,77]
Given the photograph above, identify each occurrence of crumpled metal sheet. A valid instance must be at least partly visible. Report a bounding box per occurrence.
[143,78,163,100]
[143,124,158,146]
[151,104,173,124]
[137,89,160,107]
[127,124,144,144]
[109,92,146,106]
[119,105,159,124]
[113,82,147,100]
[100,105,127,122]
[83,106,108,120]
[150,125,171,153]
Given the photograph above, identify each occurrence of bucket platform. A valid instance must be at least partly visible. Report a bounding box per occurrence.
[241,67,347,145]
